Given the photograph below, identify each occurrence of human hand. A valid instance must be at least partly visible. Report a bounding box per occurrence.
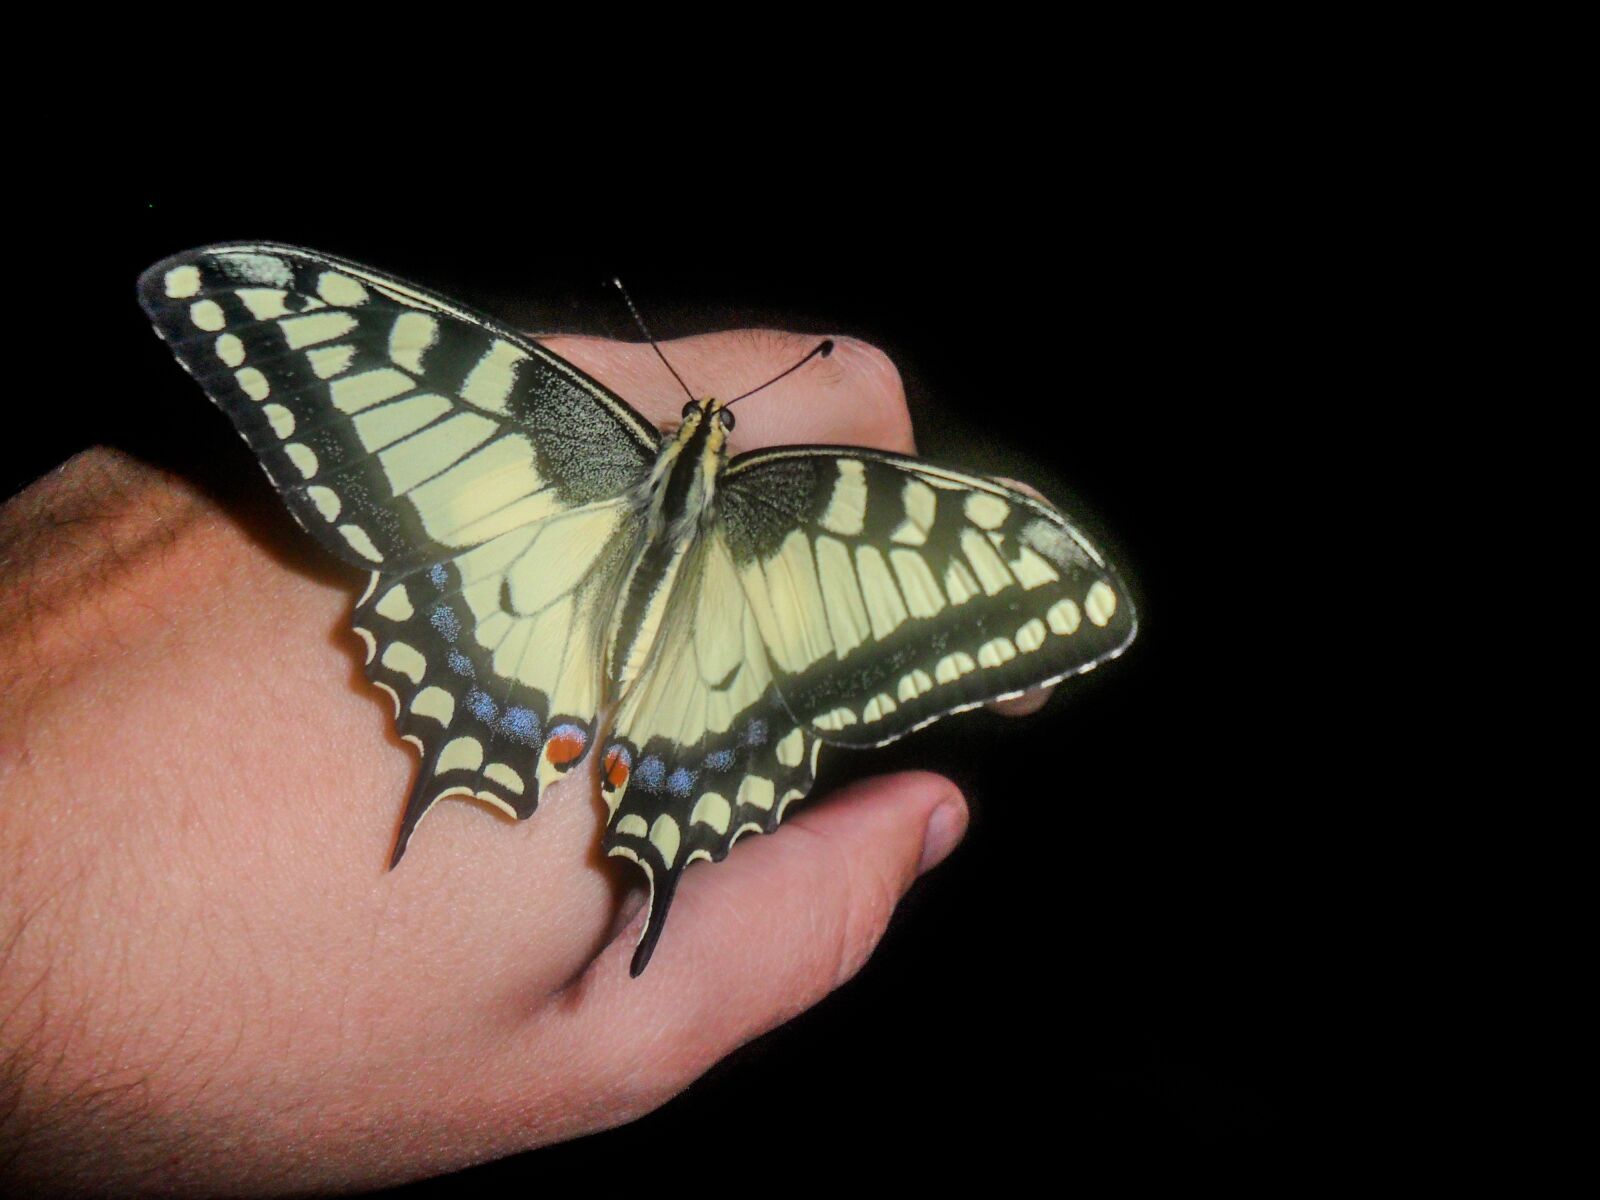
[0,330,1060,1195]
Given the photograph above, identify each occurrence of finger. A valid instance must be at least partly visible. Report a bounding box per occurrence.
[545,772,966,1113]
[544,332,915,454]
[987,686,1054,717]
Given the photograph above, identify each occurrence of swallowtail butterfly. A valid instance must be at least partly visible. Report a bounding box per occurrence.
[138,244,1138,975]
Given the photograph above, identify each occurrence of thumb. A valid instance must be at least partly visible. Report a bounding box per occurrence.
[560,772,967,1108]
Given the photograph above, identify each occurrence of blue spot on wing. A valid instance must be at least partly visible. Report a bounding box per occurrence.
[429,564,449,587]
[637,757,665,792]
[465,690,498,722]
[667,768,697,797]
[498,707,541,747]
[704,748,735,771]
[430,605,461,642]
[745,718,768,747]
[447,649,474,677]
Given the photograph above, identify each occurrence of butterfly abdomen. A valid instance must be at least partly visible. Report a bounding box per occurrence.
[603,402,733,696]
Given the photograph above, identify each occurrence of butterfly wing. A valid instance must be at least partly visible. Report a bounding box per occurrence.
[137,243,657,852]
[601,530,821,975]
[601,446,1135,974]
[722,447,1137,744]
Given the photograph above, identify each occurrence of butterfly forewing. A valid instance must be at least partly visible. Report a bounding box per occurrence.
[720,448,1137,745]
[137,243,658,571]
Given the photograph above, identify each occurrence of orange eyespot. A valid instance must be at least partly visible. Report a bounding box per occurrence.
[544,725,588,769]
[603,746,632,792]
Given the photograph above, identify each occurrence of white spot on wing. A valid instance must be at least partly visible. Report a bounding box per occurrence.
[163,265,201,298]
[737,775,775,811]
[317,271,368,306]
[1009,545,1060,589]
[960,528,1014,595]
[438,736,484,773]
[284,443,318,479]
[280,311,358,349]
[237,289,290,320]
[375,585,413,621]
[339,524,385,562]
[389,312,439,374]
[1086,581,1117,626]
[690,793,732,834]
[262,404,294,438]
[215,334,245,366]
[331,368,415,414]
[381,641,426,683]
[306,485,341,522]
[964,492,1010,529]
[819,459,868,536]
[813,707,857,731]
[934,652,977,683]
[189,300,224,331]
[410,686,455,725]
[855,545,908,639]
[977,637,1017,668]
[1047,598,1081,635]
[944,559,980,605]
[484,762,524,794]
[776,727,805,767]
[892,478,937,545]
[889,548,944,618]
[815,535,870,657]
[235,368,269,401]
[307,344,356,379]
[460,340,528,413]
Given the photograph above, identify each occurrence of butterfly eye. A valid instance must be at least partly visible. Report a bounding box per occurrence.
[718,408,736,431]
[681,400,698,419]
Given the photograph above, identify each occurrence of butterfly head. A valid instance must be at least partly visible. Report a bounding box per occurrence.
[680,397,736,433]
[675,398,737,472]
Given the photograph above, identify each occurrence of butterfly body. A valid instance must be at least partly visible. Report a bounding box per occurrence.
[138,244,1137,975]
[604,398,733,697]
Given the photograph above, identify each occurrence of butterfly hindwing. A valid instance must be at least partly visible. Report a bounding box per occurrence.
[600,533,821,974]
[357,502,643,860]
[720,448,1138,746]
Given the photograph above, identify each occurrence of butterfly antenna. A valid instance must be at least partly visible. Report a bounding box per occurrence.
[612,278,696,405]
[726,339,835,407]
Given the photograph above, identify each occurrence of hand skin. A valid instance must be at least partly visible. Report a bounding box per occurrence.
[0,331,1045,1195]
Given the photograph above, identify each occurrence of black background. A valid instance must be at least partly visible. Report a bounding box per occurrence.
[12,159,1396,1188]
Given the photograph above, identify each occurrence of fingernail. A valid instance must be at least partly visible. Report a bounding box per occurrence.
[918,798,967,875]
